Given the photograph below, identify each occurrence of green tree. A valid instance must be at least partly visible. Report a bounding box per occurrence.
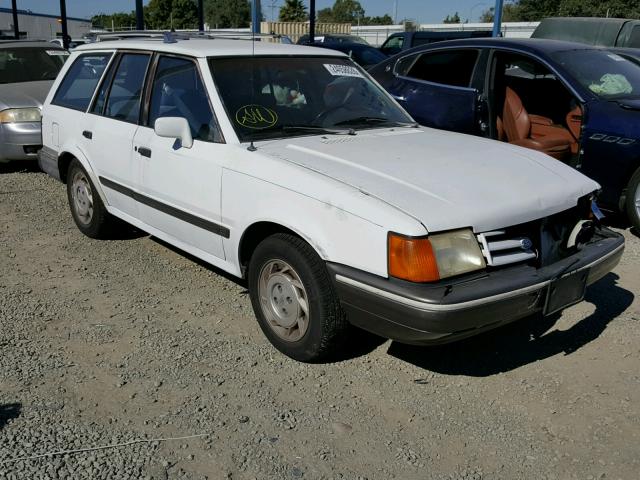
[331,0,365,23]
[279,0,308,22]
[146,0,198,29]
[316,0,369,24]
[204,0,251,28]
[364,14,394,25]
[317,7,335,22]
[480,0,640,22]
[443,12,462,23]
[91,11,140,30]
[480,3,521,22]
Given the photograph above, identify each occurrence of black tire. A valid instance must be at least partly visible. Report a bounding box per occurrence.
[626,168,640,232]
[66,159,115,239]
[248,233,349,362]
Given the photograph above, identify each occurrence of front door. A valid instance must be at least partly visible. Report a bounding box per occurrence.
[134,55,227,260]
[387,49,481,134]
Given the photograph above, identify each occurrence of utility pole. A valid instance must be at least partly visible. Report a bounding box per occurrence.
[60,0,69,49]
[135,0,144,30]
[269,0,278,22]
[198,0,204,31]
[252,0,262,34]
[309,0,315,42]
[492,0,503,37]
[11,0,19,39]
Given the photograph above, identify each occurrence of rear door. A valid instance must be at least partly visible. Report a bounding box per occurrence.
[83,51,151,219]
[386,48,482,134]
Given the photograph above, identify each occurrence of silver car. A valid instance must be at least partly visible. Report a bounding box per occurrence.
[0,40,68,162]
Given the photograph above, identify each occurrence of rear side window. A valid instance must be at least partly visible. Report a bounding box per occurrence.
[400,50,479,88]
[381,35,404,55]
[52,53,112,111]
[148,56,220,143]
[104,53,150,123]
[629,26,640,48]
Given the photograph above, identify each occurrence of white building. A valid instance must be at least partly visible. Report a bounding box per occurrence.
[0,7,91,41]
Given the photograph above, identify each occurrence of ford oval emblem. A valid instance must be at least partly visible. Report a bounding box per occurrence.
[520,238,533,250]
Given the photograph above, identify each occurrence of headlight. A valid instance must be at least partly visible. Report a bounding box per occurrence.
[388,229,486,282]
[0,108,42,123]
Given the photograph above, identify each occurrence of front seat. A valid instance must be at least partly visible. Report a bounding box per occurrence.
[502,87,572,160]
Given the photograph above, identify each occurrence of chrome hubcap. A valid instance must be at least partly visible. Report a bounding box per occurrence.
[258,260,309,342]
[635,182,640,218]
[71,171,93,225]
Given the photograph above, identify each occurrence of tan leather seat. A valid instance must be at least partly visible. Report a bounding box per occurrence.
[565,105,583,154]
[502,87,572,160]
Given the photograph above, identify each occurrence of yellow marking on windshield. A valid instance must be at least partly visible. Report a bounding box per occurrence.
[235,105,278,129]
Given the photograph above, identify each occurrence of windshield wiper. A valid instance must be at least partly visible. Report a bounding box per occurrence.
[281,125,356,135]
[334,117,419,128]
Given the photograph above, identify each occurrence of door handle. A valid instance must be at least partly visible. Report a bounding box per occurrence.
[137,147,152,158]
[82,130,92,139]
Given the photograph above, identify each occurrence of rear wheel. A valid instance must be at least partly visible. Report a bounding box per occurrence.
[66,159,115,239]
[626,168,640,232]
[248,233,349,362]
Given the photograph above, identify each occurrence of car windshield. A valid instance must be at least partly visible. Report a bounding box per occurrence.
[553,49,640,99]
[0,47,68,84]
[209,56,413,142]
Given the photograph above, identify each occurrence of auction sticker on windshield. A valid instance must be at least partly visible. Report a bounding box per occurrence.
[324,64,363,78]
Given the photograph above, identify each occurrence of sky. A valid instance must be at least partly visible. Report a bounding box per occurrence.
[0,0,499,23]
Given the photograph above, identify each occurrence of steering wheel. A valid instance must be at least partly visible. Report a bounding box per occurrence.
[312,105,348,127]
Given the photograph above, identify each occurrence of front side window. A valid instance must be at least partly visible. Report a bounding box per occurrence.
[52,52,112,111]
[104,53,150,123]
[148,56,221,143]
[553,49,640,99]
[0,47,68,85]
[402,50,479,88]
[209,56,413,142]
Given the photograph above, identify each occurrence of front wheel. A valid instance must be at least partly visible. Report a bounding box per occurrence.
[626,168,640,232]
[248,233,349,362]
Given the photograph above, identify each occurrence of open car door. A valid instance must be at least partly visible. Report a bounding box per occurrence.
[387,49,481,135]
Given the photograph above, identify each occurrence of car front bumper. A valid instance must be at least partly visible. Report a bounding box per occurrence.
[329,229,625,345]
[0,122,42,162]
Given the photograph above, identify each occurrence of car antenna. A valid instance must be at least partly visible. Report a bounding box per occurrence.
[247,26,257,152]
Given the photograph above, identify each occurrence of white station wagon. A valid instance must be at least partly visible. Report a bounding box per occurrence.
[39,36,624,361]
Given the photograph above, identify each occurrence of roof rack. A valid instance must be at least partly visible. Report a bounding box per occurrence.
[86,30,292,44]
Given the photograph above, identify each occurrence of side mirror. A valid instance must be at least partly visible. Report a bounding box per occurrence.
[154,117,193,149]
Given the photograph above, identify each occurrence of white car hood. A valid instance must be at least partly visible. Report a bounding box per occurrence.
[258,127,599,233]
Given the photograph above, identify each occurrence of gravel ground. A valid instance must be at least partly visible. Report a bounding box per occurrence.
[1,164,639,480]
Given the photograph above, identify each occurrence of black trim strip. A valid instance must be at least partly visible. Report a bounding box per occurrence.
[99,176,230,239]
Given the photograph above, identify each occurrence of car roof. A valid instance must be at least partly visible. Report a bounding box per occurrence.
[0,40,64,49]
[74,38,346,58]
[404,37,601,54]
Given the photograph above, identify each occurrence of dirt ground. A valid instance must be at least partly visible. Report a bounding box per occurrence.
[1,164,639,480]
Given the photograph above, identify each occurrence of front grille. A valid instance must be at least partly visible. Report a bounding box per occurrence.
[477,230,537,267]
[476,197,594,270]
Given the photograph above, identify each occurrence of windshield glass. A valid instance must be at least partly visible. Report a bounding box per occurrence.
[209,56,413,141]
[0,47,68,84]
[553,49,640,99]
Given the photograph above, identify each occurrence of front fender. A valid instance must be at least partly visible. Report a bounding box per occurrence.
[221,168,424,279]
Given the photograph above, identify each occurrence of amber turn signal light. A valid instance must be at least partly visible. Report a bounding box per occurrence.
[388,233,440,283]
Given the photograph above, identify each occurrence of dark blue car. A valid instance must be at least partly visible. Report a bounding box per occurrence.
[369,38,640,230]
